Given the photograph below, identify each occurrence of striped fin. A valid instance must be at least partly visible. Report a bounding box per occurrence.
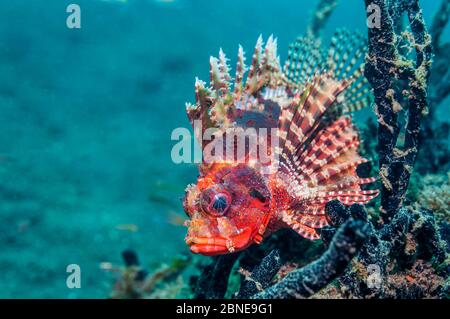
[307,189,380,205]
[327,29,366,80]
[279,110,376,194]
[277,85,379,236]
[296,117,359,180]
[281,211,321,240]
[276,73,351,177]
[292,223,320,240]
[297,214,328,229]
[335,177,378,190]
[311,158,369,185]
[338,76,373,113]
[297,117,353,168]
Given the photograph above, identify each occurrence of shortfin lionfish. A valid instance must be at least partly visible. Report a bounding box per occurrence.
[183,29,379,255]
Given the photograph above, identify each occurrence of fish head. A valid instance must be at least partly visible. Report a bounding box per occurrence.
[183,163,271,255]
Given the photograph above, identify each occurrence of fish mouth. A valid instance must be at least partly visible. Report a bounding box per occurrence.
[186,227,253,256]
[188,243,229,255]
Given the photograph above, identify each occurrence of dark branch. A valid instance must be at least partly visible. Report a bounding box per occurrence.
[251,219,370,299]
[194,252,241,299]
[235,249,282,299]
[364,0,432,221]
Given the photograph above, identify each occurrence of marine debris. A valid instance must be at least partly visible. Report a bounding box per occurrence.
[106,249,191,299]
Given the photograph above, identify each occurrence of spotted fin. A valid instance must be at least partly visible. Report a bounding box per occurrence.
[327,29,373,115]
[283,29,373,116]
[281,209,326,240]
[283,36,327,87]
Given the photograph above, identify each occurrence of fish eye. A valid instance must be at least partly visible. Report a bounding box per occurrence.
[201,190,231,216]
[212,193,229,212]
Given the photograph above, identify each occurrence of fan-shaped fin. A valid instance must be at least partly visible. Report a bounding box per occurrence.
[297,214,329,229]
[327,29,373,114]
[276,73,352,178]
[283,37,327,87]
[293,223,320,240]
[282,211,321,240]
[283,29,372,116]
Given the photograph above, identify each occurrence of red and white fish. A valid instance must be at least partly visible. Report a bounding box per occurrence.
[183,30,379,255]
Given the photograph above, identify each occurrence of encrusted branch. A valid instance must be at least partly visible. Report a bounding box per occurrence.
[235,249,282,299]
[251,219,370,299]
[325,202,447,298]
[364,0,432,221]
[194,252,241,299]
